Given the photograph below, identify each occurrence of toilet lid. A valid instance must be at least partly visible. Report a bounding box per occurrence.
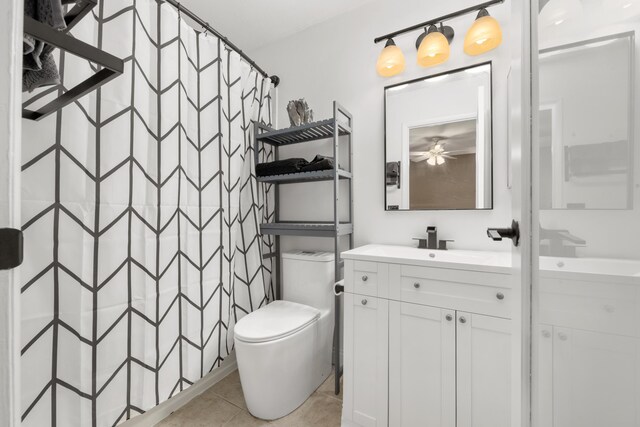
[234,301,320,343]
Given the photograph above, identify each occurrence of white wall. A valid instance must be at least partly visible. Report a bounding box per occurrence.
[251,0,514,253]
[0,0,23,425]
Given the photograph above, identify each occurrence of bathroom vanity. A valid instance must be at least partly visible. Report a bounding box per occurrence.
[341,244,513,427]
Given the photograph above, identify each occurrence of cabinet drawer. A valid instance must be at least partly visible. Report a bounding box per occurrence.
[539,277,640,337]
[346,260,388,298]
[399,276,511,319]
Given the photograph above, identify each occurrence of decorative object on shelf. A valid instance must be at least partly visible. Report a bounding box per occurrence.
[373,0,504,76]
[376,38,406,77]
[463,9,503,55]
[386,161,401,188]
[287,98,314,127]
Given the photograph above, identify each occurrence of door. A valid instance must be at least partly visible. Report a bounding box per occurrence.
[529,1,640,427]
[388,301,455,427]
[0,1,23,425]
[343,293,388,427]
[457,312,511,427]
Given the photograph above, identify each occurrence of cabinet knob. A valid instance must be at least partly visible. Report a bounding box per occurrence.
[361,299,368,306]
[445,314,453,322]
[459,316,467,324]
[414,282,420,289]
[496,292,505,300]
[542,330,551,338]
[603,304,615,313]
[362,275,368,282]
[558,332,568,341]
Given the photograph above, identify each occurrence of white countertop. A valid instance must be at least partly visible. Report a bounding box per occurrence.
[341,244,512,274]
[341,244,640,280]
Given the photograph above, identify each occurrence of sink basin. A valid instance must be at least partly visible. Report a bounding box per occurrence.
[341,244,511,272]
[341,245,640,279]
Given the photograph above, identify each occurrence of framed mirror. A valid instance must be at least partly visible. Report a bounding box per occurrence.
[385,62,493,210]
[538,33,633,210]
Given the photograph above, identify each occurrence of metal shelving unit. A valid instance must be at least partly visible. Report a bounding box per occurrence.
[254,101,353,395]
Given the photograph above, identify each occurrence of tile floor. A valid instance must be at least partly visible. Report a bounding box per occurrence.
[155,370,342,427]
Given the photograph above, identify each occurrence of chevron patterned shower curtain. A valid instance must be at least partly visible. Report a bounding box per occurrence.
[20,1,275,426]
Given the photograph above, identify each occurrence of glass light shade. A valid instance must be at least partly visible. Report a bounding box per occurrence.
[376,41,406,77]
[464,15,503,55]
[539,0,583,27]
[417,31,450,67]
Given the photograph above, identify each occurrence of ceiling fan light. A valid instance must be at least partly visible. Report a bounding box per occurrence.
[437,156,446,165]
[376,38,406,77]
[427,157,437,166]
[464,9,503,55]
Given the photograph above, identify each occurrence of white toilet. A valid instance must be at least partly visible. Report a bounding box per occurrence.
[234,250,335,420]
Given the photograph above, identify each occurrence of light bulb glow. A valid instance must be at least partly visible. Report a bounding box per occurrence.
[376,41,405,77]
[464,14,503,56]
[417,30,450,68]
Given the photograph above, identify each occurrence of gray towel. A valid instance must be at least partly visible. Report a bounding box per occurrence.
[23,0,69,92]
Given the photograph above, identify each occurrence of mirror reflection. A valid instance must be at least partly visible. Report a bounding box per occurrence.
[539,33,633,210]
[385,63,493,210]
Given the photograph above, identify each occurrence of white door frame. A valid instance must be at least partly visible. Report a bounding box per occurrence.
[0,0,23,426]
[509,0,535,426]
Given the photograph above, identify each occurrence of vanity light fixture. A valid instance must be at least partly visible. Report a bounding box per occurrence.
[464,9,503,55]
[373,0,504,77]
[416,23,453,68]
[376,38,406,77]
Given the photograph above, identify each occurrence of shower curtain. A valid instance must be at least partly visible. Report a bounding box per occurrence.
[19,1,275,426]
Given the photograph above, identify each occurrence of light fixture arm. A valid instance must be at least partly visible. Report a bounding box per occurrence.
[374,0,504,44]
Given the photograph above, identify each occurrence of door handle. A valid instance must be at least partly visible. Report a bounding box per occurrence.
[487,220,520,247]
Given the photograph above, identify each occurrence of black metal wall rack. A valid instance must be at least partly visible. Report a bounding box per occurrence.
[254,101,354,396]
[22,0,125,121]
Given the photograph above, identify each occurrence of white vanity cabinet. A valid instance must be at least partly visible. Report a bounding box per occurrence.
[341,245,513,427]
[535,268,640,427]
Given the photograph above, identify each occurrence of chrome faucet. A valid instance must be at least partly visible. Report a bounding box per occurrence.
[414,226,454,250]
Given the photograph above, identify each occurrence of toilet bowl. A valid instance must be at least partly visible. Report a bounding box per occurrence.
[234,251,335,420]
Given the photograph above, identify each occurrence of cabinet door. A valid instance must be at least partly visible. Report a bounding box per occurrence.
[457,312,511,427]
[343,293,389,427]
[389,301,456,427]
[552,327,640,427]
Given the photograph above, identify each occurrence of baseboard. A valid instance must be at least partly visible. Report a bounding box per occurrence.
[121,353,238,427]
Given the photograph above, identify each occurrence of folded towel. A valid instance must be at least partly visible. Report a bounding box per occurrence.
[299,155,338,172]
[23,0,70,92]
[256,158,309,177]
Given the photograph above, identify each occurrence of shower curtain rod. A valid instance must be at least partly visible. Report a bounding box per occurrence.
[165,0,280,87]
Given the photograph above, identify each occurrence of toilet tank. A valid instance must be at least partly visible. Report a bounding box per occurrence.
[282,251,335,312]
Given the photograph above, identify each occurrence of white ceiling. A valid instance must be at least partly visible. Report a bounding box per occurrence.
[410,119,477,153]
[180,0,376,52]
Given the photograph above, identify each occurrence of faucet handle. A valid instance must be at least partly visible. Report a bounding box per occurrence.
[438,239,454,250]
[413,237,428,249]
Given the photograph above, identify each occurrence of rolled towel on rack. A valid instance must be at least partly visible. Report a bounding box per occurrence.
[299,155,339,172]
[256,158,309,177]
